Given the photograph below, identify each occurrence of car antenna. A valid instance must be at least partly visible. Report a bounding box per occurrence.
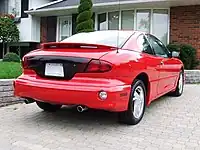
[116,0,120,53]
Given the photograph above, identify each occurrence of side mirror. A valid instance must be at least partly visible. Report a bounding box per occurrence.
[171,51,180,58]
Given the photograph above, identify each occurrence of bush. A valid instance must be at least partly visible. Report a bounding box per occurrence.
[76,0,94,33]
[3,52,20,63]
[0,62,22,79]
[167,43,199,69]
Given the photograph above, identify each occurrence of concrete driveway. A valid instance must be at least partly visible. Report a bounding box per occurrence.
[0,84,200,150]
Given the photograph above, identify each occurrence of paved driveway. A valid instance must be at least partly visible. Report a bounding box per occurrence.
[0,85,200,150]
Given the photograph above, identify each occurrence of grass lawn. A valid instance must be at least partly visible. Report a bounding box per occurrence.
[0,62,22,79]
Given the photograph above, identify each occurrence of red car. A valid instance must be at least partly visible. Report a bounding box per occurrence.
[14,30,184,125]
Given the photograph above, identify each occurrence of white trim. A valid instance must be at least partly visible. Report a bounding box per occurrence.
[119,10,122,30]
[150,9,153,34]
[95,13,98,30]
[25,0,170,14]
[168,8,170,44]
[56,17,59,42]
[106,12,109,30]
[31,0,64,10]
[134,9,137,30]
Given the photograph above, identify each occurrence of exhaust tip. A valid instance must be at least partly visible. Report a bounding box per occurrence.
[77,105,88,112]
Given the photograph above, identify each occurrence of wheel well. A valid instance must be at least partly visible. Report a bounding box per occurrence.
[135,73,149,92]
[134,73,150,105]
[181,67,184,79]
[181,67,184,72]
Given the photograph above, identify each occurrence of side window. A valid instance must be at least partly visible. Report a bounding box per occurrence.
[137,34,154,55]
[147,34,169,58]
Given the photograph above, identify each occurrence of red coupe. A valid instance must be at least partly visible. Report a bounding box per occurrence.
[14,30,184,125]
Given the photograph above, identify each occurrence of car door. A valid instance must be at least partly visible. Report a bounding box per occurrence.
[146,34,177,95]
[136,34,162,100]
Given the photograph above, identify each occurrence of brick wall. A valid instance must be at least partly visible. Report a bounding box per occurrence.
[170,5,200,58]
[0,79,22,107]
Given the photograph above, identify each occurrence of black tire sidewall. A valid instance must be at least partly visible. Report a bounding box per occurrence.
[175,71,184,96]
[127,79,146,124]
[178,71,184,95]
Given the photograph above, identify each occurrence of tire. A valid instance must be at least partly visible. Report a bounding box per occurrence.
[170,71,184,97]
[36,101,62,112]
[118,79,146,125]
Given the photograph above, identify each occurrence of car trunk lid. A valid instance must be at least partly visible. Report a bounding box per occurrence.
[23,42,116,80]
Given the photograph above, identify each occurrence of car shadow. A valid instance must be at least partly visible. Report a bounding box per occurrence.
[21,95,173,129]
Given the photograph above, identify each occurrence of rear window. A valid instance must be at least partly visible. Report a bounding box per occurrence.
[61,31,134,48]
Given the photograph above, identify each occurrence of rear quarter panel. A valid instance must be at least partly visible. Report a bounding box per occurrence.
[99,50,147,85]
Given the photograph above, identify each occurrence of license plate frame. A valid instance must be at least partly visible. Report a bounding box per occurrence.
[45,63,64,77]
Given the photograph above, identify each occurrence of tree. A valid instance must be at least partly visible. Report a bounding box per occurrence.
[76,0,94,33]
[0,14,20,56]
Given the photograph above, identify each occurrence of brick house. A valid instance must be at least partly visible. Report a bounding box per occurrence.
[1,0,200,59]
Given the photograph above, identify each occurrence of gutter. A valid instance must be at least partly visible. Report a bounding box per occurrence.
[25,0,167,14]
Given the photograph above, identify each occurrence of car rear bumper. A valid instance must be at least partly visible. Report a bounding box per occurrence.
[14,76,131,112]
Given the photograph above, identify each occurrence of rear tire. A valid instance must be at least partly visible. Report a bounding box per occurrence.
[170,71,184,97]
[36,101,62,112]
[118,79,146,125]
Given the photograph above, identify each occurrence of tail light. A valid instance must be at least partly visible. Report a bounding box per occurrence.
[85,60,112,73]
[22,57,30,69]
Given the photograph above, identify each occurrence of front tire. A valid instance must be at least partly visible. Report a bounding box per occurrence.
[118,79,146,125]
[170,71,184,97]
[36,101,62,112]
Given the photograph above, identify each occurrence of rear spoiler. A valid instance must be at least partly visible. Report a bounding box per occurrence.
[40,42,117,50]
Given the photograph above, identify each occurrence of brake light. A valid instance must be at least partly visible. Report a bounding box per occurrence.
[22,57,30,69]
[85,60,112,73]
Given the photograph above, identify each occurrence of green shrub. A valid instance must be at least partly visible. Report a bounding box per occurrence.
[0,62,22,79]
[167,43,199,69]
[76,0,94,33]
[3,52,20,63]
[76,11,92,23]
[76,19,93,32]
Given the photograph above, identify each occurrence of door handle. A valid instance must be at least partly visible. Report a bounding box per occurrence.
[161,61,164,65]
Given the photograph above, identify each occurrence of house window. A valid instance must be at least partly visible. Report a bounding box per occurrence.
[96,8,169,44]
[136,9,151,33]
[152,9,169,45]
[21,0,29,18]
[121,10,134,30]
[108,11,119,30]
[8,0,21,17]
[98,13,107,30]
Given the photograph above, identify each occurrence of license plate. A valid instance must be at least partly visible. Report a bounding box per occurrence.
[45,63,64,77]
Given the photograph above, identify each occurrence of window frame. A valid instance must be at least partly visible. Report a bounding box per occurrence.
[146,34,171,58]
[95,8,170,44]
[136,34,155,55]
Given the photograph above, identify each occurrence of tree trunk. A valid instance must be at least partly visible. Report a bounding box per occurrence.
[2,42,5,57]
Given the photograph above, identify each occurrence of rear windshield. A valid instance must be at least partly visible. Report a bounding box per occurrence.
[61,31,134,48]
